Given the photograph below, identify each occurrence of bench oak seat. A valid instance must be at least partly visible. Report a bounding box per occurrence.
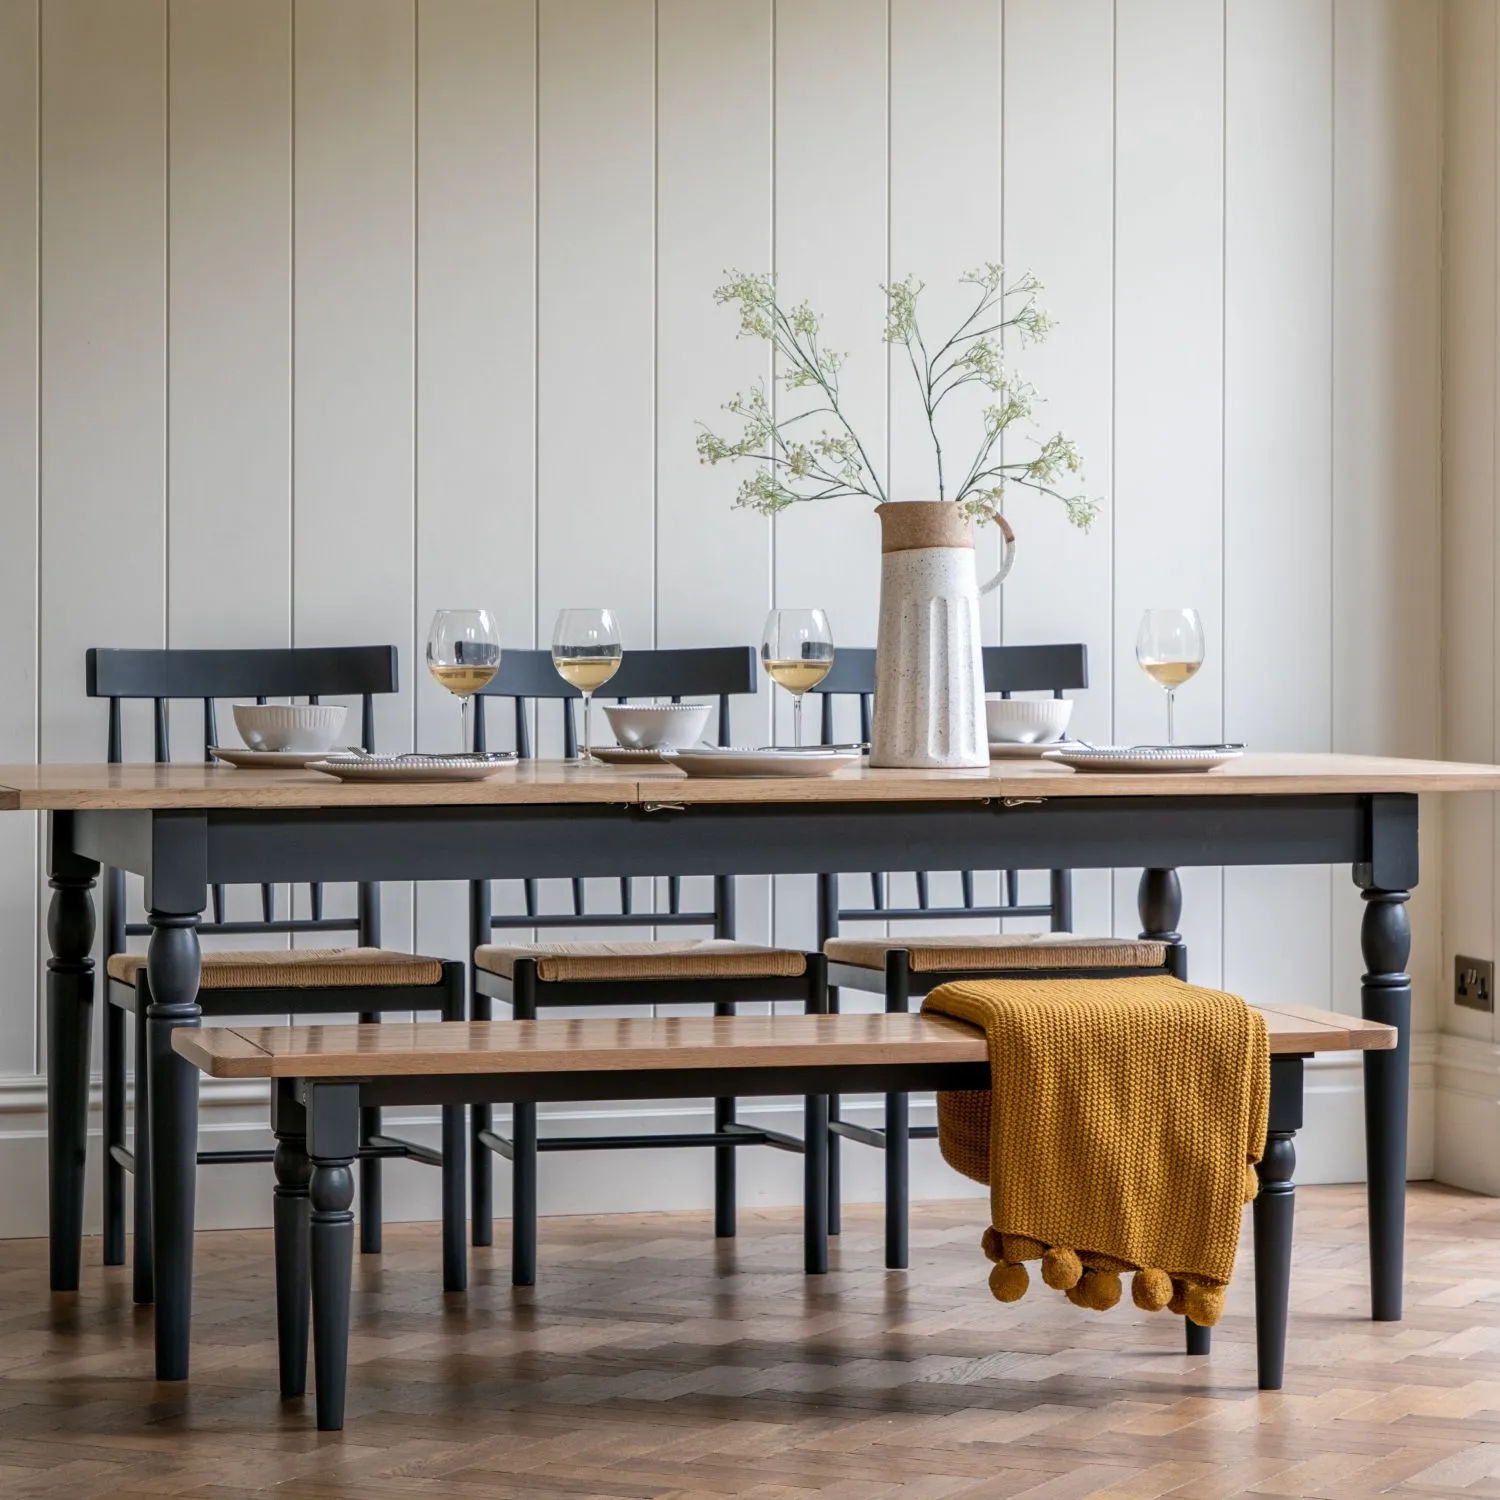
[175,1003,1395,1079]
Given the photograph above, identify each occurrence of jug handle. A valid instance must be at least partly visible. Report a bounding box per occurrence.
[977,515,1017,596]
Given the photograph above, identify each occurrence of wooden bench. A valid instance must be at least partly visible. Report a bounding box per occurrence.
[176,1005,1397,1431]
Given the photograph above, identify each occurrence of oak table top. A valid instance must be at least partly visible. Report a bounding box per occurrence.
[1,751,1498,811]
[175,1002,1397,1080]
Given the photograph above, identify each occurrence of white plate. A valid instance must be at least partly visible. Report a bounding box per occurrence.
[591,745,676,766]
[1041,745,1243,774]
[663,746,863,779]
[307,754,516,784]
[989,739,1083,760]
[210,746,351,770]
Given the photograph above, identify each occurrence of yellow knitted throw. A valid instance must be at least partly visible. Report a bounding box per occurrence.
[922,975,1270,1325]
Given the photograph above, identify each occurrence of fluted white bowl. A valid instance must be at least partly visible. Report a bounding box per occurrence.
[985,697,1073,746]
[602,702,713,750]
[233,703,347,753]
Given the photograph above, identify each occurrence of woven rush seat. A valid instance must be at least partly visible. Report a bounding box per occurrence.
[824,932,1168,973]
[106,947,446,990]
[474,939,808,983]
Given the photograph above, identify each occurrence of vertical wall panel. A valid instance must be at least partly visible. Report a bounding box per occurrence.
[772,0,887,950]
[1002,0,1115,941]
[656,0,773,943]
[1221,0,1334,1013]
[0,0,39,1073]
[772,0,886,715]
[1332,0,1443,1035]
[535,0,655,659]
[294,0,416,948]
[885,0,1000,929]
[168,1,292,652]
[414,0,537,963]
[1442,0,1498,1044]
[887,0,999,513]
[40,0,167,762]
[1111,0,1224,980]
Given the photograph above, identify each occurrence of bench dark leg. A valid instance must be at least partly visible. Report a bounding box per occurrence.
[714,1000,736,1239]
[308,1081,359,1432]
[440,964,468,1292]
[1255,1054,1303,1391]
[1185,1319,1210,1354]
[272,1080,311,1399]
[512,1102,537,1286]
[511,961,537,1286]
[131,996,154,1305]
[804,1092,829,1274]
[884,952,910,1270]
[1254,1130,1296,1390]
[46,839,96,1295]
[442,1100,467,1293]
[146,905,203,1381]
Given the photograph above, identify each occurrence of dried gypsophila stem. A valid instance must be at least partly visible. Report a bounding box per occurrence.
[697,263,1100,530]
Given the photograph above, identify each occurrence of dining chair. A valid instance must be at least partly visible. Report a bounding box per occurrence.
[87,645,466,1303]
[811,643,1180,1268]
[467,645,827,1285]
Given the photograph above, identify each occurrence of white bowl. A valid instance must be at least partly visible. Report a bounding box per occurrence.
[602,702,713,751]
[985,697,1074,746]
[232,703,347,753]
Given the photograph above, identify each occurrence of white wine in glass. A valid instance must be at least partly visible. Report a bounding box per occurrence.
[426,608,501,751]
[552,608,622,765]
[1135,608,1205,745]
[761,608,834,747]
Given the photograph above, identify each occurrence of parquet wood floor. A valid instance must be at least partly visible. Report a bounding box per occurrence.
[1,1184,1498,1498]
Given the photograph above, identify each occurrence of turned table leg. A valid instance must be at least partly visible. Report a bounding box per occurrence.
[46,815,97,1293]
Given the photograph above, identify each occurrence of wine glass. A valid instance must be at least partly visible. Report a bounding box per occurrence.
[1135,608,1205,746]
[426,609,501,752]
[761,608,834,747]
[552,608,622,765]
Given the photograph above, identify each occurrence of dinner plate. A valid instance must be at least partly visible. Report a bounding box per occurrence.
[591,745,677,766]
[662,746,863,779]
[210,746,349,770]
[988,739,1085,760]
[307,754,516,784]
[1041,745,1243,774]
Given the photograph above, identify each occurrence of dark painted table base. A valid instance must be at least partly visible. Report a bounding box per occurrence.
[43,790,1417,1381]
[261,1054,1307,1431]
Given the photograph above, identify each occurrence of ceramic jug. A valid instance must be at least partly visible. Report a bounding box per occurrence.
[870,501,1016,769]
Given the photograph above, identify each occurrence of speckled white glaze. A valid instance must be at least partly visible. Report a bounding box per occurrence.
[871,545,989,768]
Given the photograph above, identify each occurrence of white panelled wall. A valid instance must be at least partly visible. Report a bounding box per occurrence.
[0,0,1450,1236]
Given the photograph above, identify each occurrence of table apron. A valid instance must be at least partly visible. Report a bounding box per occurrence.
[64,792,1415,890]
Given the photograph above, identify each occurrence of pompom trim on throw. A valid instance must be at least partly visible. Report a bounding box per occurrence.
[980,1228,1228,1322]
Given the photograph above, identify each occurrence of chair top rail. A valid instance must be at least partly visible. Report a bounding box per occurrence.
[807,643,1088,697]
[176,1003,1396,1079]
[87,645,399,701]
[480,645,757,701]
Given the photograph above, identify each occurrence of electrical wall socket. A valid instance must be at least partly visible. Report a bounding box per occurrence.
[1456,956,1494,1013]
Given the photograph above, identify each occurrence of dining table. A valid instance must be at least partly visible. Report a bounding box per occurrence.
[5,750,1500,1383]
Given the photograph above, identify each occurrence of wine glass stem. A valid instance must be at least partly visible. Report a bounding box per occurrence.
[1166,689,1175,746]
[582,691,593,764]
[460,695,471,754]
[793,692,803,748]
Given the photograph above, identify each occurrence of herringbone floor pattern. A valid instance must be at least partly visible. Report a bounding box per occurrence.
[1,1184,1498,1497]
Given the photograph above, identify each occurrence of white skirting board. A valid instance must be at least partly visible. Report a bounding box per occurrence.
[0,1038,1438,1240]
[1435,1032,1500,1195]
